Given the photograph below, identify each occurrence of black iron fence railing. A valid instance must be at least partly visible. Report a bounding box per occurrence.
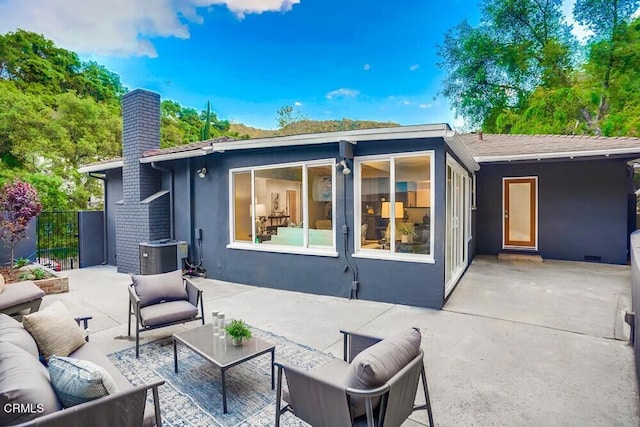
[36,211,79,271]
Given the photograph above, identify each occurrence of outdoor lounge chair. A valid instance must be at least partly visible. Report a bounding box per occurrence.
[0,280,45,319]
[128,270,204,358]
[275,328,434,427]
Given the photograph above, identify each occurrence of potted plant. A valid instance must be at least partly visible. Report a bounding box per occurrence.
[225,319,252,346]
[397,223,417,243]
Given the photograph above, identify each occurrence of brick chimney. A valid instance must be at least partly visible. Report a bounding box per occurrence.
[115,89,169,274]
[478,130,483,141]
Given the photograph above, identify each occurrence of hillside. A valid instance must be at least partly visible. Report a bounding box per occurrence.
[231,118,400,139]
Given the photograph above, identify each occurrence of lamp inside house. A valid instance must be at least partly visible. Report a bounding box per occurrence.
[381,201,404,219]
[254,203,267,234]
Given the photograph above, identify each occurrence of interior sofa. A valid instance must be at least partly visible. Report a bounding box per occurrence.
[267,227,333,246]
[0,309,164,426]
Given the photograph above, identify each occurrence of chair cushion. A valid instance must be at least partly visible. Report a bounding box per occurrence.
[22,301,87,361]
[0,341,62,426]
[0,313,39,358]
[0,280,45,310]
[132,270,187,308]
[48,356,119,408]
[343,328,421,417]
[139,300,198,327]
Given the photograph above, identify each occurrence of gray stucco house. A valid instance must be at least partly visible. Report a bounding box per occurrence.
[79,89,640,309]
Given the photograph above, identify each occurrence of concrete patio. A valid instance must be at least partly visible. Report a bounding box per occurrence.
[43,255,639,426]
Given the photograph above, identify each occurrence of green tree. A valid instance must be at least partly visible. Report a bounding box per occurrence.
[276,105,306,129]
[438,0,576,130]
[573,0,640,132]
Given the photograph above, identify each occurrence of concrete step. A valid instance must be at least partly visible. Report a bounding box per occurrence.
[498,251,544,263]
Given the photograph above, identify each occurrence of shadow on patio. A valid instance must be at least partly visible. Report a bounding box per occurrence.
[44,258,640,426]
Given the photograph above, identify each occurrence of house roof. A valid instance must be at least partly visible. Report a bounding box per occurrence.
[78,157,123,173]
[136,123,479,171]
[459,133,640,163]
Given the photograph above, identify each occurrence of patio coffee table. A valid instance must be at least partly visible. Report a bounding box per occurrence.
[172,324,275,414]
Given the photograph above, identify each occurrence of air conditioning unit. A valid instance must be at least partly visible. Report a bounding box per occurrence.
[139,239,188,275]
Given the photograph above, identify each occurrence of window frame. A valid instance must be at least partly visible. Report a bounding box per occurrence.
[227,159,338,257]
[353,150,435,264]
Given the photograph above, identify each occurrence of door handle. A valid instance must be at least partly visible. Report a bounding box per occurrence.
[504,211,509,219]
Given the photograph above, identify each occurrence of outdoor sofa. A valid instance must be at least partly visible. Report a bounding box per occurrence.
[0,279,45,319]
[0,304,164,426]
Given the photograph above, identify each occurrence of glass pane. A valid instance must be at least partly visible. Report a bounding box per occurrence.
[233,172,252,242]
[256,166,303,246]
[394,155,431,255]
[508,182,531,242]
[307,165,333,246]
[360,160,390,251]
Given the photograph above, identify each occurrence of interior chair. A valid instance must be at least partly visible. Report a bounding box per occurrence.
[275,328,434,427]
[128,269,204,358]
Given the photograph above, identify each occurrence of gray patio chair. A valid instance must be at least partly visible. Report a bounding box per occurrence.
[0,280,45,320]
[275,328,434,427]
[128,270,204,358]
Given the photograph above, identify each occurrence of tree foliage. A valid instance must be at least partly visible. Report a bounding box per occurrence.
[276,105,307,129]
[439,0,574,130]
[0,180,42,264]
[439,0,640,136]
[0,30,239,211]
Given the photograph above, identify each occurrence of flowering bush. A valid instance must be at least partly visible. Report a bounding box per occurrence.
[0,180,42,265]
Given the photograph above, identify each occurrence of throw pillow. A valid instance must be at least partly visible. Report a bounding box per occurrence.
[22,301,86,361]
[343,328,421,417]
[0,341,62,426]
[48,356,118,408]
[131,269,187,308]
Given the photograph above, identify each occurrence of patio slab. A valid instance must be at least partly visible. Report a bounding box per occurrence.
[50,261,639,426]
[445,255,632,339]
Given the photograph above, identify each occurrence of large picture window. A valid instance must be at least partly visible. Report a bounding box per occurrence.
[230,161,336,254]
[355,152,433,261]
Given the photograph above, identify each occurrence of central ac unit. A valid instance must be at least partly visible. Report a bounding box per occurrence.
[139,239,188,275]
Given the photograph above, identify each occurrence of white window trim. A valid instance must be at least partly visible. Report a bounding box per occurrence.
[353,150,435,263]
[228,158,337,256]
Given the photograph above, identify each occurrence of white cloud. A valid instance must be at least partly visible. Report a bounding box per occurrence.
[0,0,300,57]
[402,100,411,105]
[418,104,432,109]
[409,64,420,71]
[326,88,360,99]
[294,101,302,107]
[363,63,370,71]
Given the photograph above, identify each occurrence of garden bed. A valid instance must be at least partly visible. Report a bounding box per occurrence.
[0,265,69,295]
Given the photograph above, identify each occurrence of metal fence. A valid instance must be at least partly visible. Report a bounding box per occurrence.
[36,211,79,271]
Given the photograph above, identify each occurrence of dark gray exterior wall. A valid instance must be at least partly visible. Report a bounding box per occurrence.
[475,159,632,264]
[78,211,104,267]
[165,139,449,308]
[105,169,122,266]
[115,89,169,274]
[0,218,36,265]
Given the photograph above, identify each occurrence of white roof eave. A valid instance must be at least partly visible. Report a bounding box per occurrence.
[78,160,124,173]
[444,132,481,172]
[474,147,640,163]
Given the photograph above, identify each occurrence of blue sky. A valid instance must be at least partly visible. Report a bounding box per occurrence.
[0,0,588,130]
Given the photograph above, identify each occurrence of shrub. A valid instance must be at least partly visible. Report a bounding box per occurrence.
[0,180,42,266]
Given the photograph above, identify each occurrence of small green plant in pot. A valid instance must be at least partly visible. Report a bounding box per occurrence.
[225,319,252,346]
[397,223,417,243]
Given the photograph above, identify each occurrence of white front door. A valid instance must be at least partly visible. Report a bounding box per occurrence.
[445,156,470,297]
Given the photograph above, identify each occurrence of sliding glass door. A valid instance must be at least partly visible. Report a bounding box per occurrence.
[445,155,470,297]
